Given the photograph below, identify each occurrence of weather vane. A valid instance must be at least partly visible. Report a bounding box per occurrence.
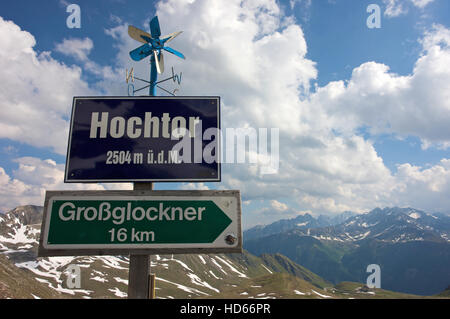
[126,16,185,97]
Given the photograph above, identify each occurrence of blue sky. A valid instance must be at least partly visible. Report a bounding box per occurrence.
[0,0,449,228]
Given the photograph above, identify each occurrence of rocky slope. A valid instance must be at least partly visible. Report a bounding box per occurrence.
[1,205,448,299]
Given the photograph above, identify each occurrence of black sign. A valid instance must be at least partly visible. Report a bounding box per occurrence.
[65,97,220,182]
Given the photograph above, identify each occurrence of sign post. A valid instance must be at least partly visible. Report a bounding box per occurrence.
[130,182,153,299]
[123,15,188,297]
[38,15,242,300]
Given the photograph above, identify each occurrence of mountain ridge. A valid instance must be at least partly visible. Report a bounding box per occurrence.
[1,205,449,298]
[244,206,450,295]
[245,207,450,243]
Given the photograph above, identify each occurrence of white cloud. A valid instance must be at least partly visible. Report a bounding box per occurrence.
[54,36,120,92]
[0,157,131,212]
[0,17,95,155]
[152,0,316,134]
[383,0,408,17]
[410,0,434,9]
[55,37,94,62]
[391,159,450,212]
[308,24,450,149]
[180,182,210,190]
[0,166,32,212]
[290,0,312,10]
[270,200,289,212]
[383,0,435,17]
[0,158,94,212]
[0,1,449,219]
[144,0,450,216]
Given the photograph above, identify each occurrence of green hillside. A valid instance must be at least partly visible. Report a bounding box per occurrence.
[245,233,356,283]
[1,205,449,299]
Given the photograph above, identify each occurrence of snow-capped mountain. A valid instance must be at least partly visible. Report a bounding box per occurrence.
[300,207,450,243]
[244,211,356,241]
[244,207,450,296]
[245,207,450,244]
[1,205,449,298]
[0,205,336,299]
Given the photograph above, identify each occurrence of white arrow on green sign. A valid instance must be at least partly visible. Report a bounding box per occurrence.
[38,190,242,257]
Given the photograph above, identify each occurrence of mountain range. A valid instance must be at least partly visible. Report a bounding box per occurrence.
[244,211,355,241]
[0,205,449,298]
[244,207,450,296]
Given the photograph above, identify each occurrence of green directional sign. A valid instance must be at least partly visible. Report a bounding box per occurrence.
[38,190,242,257]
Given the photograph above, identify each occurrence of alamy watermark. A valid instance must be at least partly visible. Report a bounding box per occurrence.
[171,126,280,175]
[65,264,81,289]
[367,4,381,29]
[66,4,81,29]
[366,264,381,288]
[89,113,280,175]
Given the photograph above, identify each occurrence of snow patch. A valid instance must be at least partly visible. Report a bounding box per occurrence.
[311,290,332,298]
[210,257,227,275]
[98,256,128,270]
[171,257,193,272]
[358,231,371,240]
[91,276,108,283]
[112,277,127,285]
[109,287,127,298]
[208,270,221,279]
[345,220,356,226]
[409,212,421,219]
[198,255,206,264]
[261,264,273,274]
[215,256,248,278]
[187,273,220,293]
[156,277,209,296]
[0,224,38,244]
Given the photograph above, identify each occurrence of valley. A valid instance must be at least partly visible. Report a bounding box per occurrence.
[1,205,449,299]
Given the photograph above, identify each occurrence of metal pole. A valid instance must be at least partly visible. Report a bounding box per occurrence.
[149,273,156,299]
[128,47,158,299]
[128,182,154,299]
[150,54,158,96]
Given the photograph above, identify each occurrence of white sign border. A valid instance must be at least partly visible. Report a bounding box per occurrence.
[38,190,242,257]
[64,96,221,183]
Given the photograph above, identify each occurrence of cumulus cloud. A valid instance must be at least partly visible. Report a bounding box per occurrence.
[151,0,316,132]
[54,37,94,62]
[147,2,339,188]
[310,24,450,149]
[0,17,95,155]
[0,167,31,212]
[0,0,449,219]
[270,199,289,212]
[391,159,450,212]
[0,158,97,212]
[145,0,450,216]
[0,157,131,212]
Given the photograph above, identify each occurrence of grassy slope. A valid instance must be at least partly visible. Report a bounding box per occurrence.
[333,281,450,299]
[0,254,64,299]
[208,273,331,299]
